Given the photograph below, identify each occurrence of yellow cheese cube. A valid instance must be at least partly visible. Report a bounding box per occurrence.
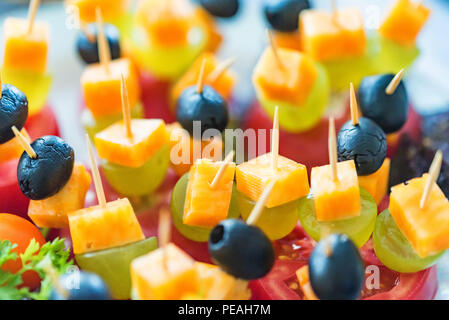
[389,174,449,257]
[236,153,310,208]
[67,0,128,23]
[2,18,49,73]
[311,160,361,221]
[130,243,197,300]
[299,8,367,61]
[358,158,391,205]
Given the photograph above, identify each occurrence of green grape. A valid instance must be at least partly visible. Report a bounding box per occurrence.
[75,237,158,300]
[298,187,377,248]
[123,23,207,80]
[258,63,329,133]
[373,32,419,75]
[321,32,380,92]
[101,143,169,197]
[82,102,144,142]
[2,67,52,115]
[170,173,240,242]
[373,210,443,273]
[237,190,299,240]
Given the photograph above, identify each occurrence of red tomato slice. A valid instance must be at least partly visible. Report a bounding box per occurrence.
[0,159,30,218]
[25,104,60,140]
[0,213,46,290]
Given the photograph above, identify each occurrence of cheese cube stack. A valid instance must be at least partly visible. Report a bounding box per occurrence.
[95,119,167,168]
[253,47,318,106]
[2,18,49,73]
[358,158,391,205]
[183,158,235,228]
[28,163,91,228]
[68,198,145,254]
[389,174,449,258]
[311,160,361,221]
[379,0,431,47]
[81,58,140,118]
[299,8,367,62]
[131,243,198,300]
[236,153,310,208]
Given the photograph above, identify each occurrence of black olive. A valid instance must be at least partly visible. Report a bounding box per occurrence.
[17,136,74,200]
[263,0,311,32]
[176,85,228,136]
[208,219,275,280]
[76,23,121,65]
[337,117,387,176]
[309,234,365,300]
[199,0,240,18]
[358,74,409,134]
[50,271,111,300]
[0,84,28,144]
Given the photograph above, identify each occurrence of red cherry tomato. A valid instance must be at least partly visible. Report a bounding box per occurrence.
[25,104,60,140]
[0,213,46,290]
[0,159,30,218]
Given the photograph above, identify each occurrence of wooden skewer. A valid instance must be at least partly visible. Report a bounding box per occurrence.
[81,23,95,43]
[420,149,443,209]
[321,225,332,256]
[246,180,276,226]
[350,83,359,126]
[271,106,279,171]
[385,69,404,95]
[85,134,107,208]
[120,74,133,139]
[267,29,284,71]
[208,57,236,83]
[158,207,171,272]
[11,126,36,158]
[196,58,207,94]
[328,117,338,181]
[331,0,338,23]
[0,72,2,99]
[27,0,40,35]
[210,150,235,189]
[96,7,111,75]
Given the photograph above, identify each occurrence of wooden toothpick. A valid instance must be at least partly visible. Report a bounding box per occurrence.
[331,0,338,23]
[210,150,235,189]
[196,58,207,94]
[158,207,171,272]
[85,134,107,208]
[271,106,279,171]
[96,7,111,75]
[11,126,36,158]
[267,29,284,71]
[120,74,133,139]
[328,117,338,181]
[208,57,236,83]
[420,149,443,209]
[246,180,276,226]
[350,83,359,126]
[81,23,95,43]
[0,72,2,99]
[27,0,40,35]
[385,69,404,95]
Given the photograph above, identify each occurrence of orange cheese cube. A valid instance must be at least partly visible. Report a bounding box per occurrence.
[2,18,49,73]
[136,0,196,48]
[171,52,236,109]
[296,265,318,300]
[379,0,430,47]
[236,153,310,208]
[81,58,140,118]
[68,198,144,254]
[195,7,223,53]
[194,262,250,300]
[0,128,30,163]
[272,31,302,51]
[253,47,318,106]
[130,243,197,300]
[95,119,166,168]
[67,0,128,23]
[28,163,91,228]
[183,158,235,228]
[358,158,391,205]
[166,122,223,176]
[299,8,367,61]
[311,160,361,221]
[389,174,449,257]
